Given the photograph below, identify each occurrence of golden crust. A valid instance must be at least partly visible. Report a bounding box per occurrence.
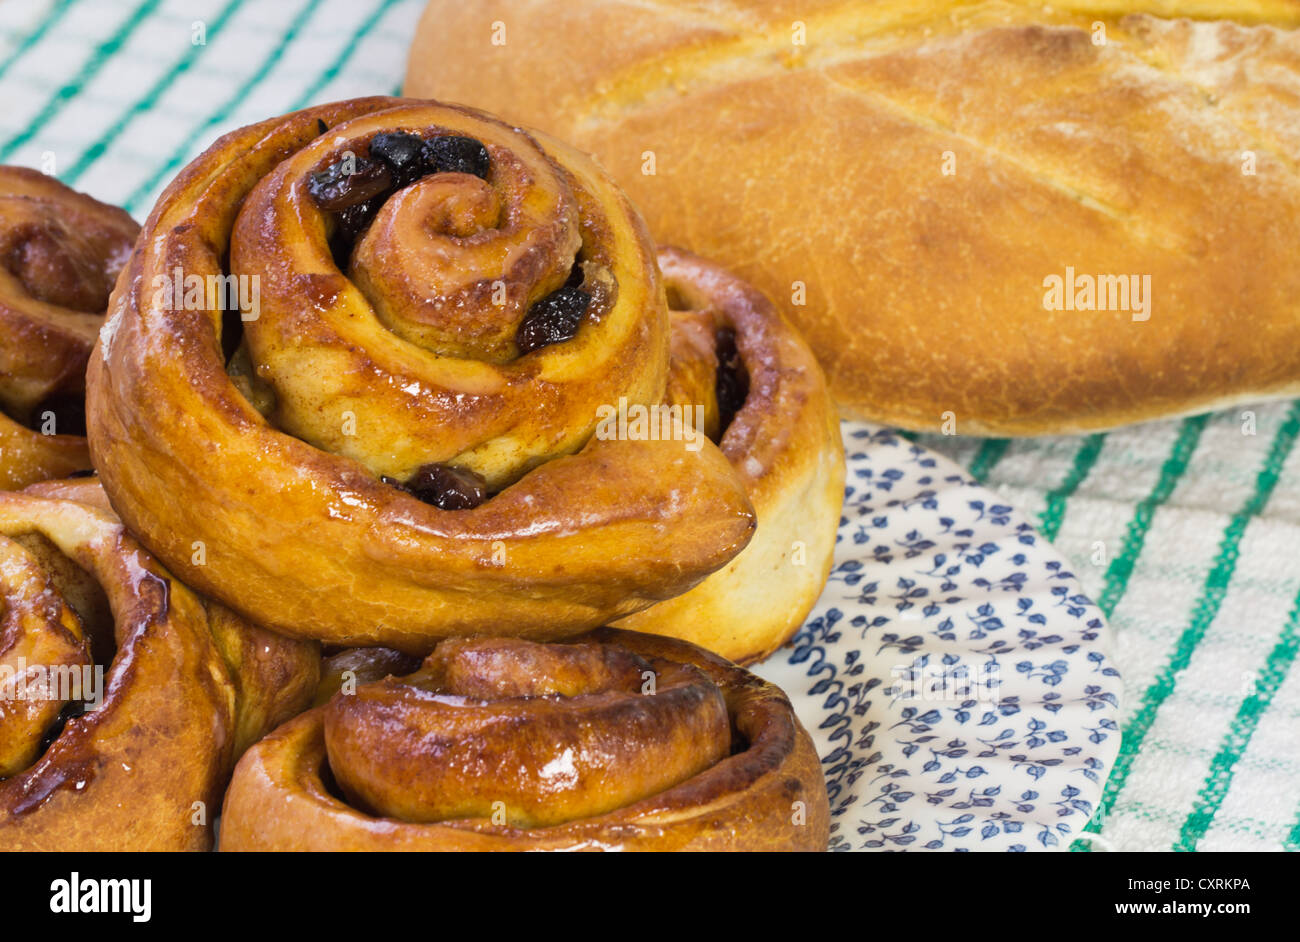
[0,480,316,850]
[219,628,829,851]
[88,97,757,652]
[0,168,136,488]
[614,248,845,664]
[0,420,92,491]
[406,2,1300,434]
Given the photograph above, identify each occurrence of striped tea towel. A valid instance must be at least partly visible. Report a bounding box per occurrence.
[921,400,1300,852]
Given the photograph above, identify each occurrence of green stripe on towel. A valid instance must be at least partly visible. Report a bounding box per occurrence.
[0,0,166,163]
[1088,402,1300,842]
[62,0,249,185]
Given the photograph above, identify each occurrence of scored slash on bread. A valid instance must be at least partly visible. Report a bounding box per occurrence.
[406,1,1300,434]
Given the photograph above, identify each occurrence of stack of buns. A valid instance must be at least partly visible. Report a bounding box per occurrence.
[0,95,840,851]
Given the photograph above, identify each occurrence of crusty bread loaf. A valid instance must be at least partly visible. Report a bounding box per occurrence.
[406,1,1300,435]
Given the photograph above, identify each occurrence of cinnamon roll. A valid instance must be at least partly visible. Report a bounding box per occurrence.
[0,168,137,489]
[0,478,317,850]
[220,628,828,851]
[87,97,755,652]
[615,248,845,664]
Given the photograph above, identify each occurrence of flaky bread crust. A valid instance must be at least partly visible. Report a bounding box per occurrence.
[614,248,844,664]
[407,1,1300,434]
[220,628,829,851]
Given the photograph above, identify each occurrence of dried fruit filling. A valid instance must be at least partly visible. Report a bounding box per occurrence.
[382,463,489,511]
[307,130,599,509]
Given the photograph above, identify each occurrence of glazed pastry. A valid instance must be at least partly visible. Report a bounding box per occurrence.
[221,628,829,851]
[0,478,318,850]
[408,1,1300,434]
[313,645,421,706]
[614,248,844,664]
[0,168,137,488]
[87,97,755,652]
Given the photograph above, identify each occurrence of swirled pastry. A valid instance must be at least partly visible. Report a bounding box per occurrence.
[0,168,136,488]
[615,248,844,664]
[220,628,828,851]
[87,97,755,652]
[0,478,317,850]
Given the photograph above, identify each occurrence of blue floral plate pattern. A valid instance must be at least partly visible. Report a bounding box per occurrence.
[753,424,1123,851]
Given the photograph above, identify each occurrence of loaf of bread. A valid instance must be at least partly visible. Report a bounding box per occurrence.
[406,1,1300,434]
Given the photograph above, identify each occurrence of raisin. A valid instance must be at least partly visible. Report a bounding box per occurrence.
[422,136,491,179]
[369,131,427,186]
[327,195,386,268]
[337,196,384,241]
[516,287,591,354]
[715,327,749,435]
[564,259,585,288]
[307,156,394,212]
[383,466,488,510]
[404,464,488,510]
